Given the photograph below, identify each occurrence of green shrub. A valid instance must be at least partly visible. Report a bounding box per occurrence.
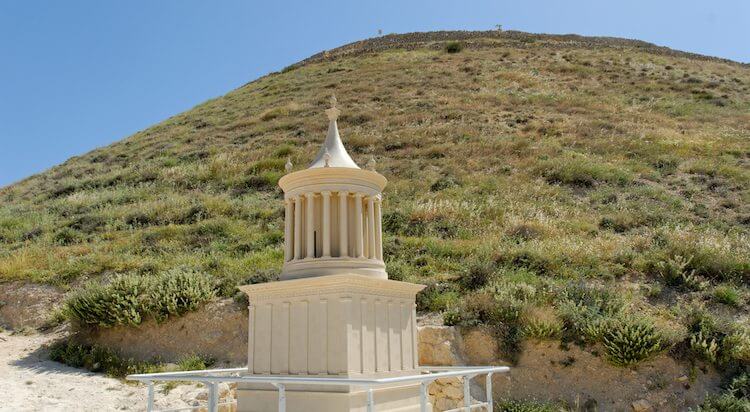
[496,398,557,412]
[690,330,720,364]
[49,340,160,378]
[723,329,750,364]
[177,354,213,371]
[148,268,216,322]
[417,282,460,312]
[694,393,750,412]
[728,372,750,399]
[430,175,460,191]
[249,158,286,174]
[654,255,708,291]
[561,282,623,316]
[537,156,632,187]
[714,284,742,306]
[49,340,214,378]
[65,269,216,328]
[53,227,82,245]
[65,275,148,327]
[272,145,294,158]
[522,309,563,340]
[241,172,282,191]
[444,41,463,53]
[602,317,663,366]
[460,259,496,290]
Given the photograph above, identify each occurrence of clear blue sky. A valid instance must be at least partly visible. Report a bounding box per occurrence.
[1,0,747,187]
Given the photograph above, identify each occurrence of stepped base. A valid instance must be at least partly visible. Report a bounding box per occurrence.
[237,382,431,412]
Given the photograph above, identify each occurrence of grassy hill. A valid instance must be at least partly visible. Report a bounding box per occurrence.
[1,31,749,392]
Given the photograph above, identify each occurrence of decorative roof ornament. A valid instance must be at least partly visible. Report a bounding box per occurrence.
[366,156,376,171]
[285,157,293,173]
[325,95,340,122]
[308,95,360,169]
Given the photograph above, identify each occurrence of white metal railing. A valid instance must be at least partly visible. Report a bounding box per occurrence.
[127,365,509,412]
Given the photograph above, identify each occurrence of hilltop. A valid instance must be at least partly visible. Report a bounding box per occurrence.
[1,30,749,408]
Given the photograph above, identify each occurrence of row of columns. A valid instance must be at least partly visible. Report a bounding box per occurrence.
[283,192,383,262]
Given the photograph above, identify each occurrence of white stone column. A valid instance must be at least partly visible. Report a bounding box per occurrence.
[375,195,383,261]
[367,196,376,259]
[284,198,292,262]
[338,191,348,257]
[321,191,331,258]
[293,195,302,260]
[306,192,315,259]
[354,193,364,258]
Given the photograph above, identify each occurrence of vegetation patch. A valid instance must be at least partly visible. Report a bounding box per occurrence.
[49,340,214,378]
[496,398,559,412]
[65,268,216,328]
[600,317,663,367]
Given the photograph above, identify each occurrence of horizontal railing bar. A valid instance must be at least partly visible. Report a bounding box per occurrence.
[126,366,509,386]
[129,367,247,379]
[156,400,237,412]
[443,402,489,412]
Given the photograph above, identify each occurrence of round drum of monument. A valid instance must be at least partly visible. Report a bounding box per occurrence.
[277,97,388,280]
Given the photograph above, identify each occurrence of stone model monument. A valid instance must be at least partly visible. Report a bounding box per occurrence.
[237,97,428,412]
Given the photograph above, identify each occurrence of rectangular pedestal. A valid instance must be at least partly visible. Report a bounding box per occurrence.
[238,275,427,412]
[237,382,431,412]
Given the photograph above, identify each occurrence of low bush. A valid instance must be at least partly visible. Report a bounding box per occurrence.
[690,330,721,364]
[601,317,663,366]
[695,393,750,411]
[496,398,558,412]
[444,41,463,53]
[149,269,216,322]
[728,372,750,399]
[417,282,460,313]
[714,284,742,306]
[49,340,214,378]
[460,259,496,290]
[722,329,750,365]
[49,340,160,378]
[65,269,216,328]
[537,156,632,187]
[521,308,563,340]
[65,275,148,327]
[652,255,708,291]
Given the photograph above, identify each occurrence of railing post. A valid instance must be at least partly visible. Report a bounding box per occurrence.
[208,382,219,412]
[277,383,286,412]
[367,387,374,412]
[486,372,494,412]
[463,375,472,410]
[146,381,154,412]
[420,381,430,412]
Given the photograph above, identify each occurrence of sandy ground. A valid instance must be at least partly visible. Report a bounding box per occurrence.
[0,330,200,412]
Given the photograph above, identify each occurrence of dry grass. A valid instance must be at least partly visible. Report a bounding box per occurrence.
[0,32,748,356]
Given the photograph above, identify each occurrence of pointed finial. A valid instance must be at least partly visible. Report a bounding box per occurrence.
[285,157,293,173]
[323,148,332,167]
[366,156,376,171]
[325,94,341,121]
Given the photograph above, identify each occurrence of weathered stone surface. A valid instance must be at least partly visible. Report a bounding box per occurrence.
[418,326,461,366]
[418,325,721,411]
[79,299,248,365]
[459,328,497,365]
[632,399,652,412]
[0,282,64,329]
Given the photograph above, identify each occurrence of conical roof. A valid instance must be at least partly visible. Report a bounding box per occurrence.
[308,97,360,169]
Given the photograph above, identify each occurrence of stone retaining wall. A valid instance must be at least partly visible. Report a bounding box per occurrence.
[77,299,248,366]
[0,281,63,330]
[1,282,722,411]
